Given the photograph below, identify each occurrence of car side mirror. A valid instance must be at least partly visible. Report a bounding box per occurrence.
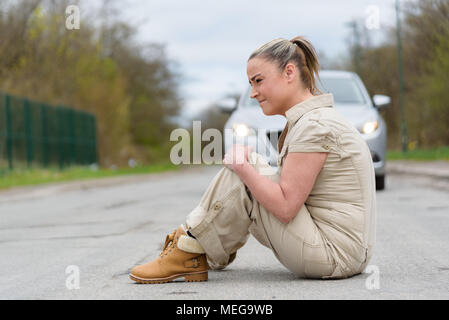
[372,94,391,110]
[217,98,237,114]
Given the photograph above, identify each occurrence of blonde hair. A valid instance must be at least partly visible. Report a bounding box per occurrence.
[248,36,322,95]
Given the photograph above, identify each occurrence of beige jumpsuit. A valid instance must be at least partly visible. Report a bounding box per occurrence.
[186,93,376,279]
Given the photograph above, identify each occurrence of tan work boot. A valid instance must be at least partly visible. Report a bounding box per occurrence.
[129,225,208,284]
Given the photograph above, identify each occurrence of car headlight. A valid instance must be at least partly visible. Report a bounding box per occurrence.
[362,121,378,134]
[233,123,256,137]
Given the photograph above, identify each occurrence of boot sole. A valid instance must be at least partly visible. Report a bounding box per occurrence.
[129,270,208,284]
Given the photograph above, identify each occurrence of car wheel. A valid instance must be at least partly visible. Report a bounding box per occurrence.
[375,175,385,190]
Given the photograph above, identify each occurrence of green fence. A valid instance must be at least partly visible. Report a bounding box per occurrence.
[0,92,98,171]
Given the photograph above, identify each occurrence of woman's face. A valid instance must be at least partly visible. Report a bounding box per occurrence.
[247,57,295,116]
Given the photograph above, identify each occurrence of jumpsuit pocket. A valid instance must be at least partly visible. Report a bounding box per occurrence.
[302,242,335,279]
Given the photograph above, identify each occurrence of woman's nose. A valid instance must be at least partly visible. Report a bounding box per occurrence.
[249,87,258,99]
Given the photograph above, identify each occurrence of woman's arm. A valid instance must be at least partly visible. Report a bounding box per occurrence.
[234,151,328,224]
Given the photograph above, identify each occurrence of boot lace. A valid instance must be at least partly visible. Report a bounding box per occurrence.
[160,229,177,257]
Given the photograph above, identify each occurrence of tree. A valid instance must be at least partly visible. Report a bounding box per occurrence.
[340,0,449,149]
[0,0,183,167]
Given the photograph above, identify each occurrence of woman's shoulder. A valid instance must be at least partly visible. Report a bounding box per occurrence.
[289,106,335,135]
[285,110,336,153]
[294,106,356,135]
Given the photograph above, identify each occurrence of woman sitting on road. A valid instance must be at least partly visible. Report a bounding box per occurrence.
[129,36,376,283]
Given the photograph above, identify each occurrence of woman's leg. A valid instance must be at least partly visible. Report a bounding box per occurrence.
[185,152,277,269]
[129,152,280,283]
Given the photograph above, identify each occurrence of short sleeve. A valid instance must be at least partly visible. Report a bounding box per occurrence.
[287,119,337,153]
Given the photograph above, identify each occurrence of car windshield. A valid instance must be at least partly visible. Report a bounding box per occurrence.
[242,76,365,107]
[316,77,366,104]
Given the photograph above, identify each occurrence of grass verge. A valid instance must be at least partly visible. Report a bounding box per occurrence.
[0,162,180,190]
[387,146,449,161]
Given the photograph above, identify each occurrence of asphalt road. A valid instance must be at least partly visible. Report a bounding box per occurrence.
[1,165,449,300]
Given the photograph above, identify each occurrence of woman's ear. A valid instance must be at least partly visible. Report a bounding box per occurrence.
[284,63,297,83]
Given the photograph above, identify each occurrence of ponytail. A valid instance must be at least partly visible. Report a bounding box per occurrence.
[289,36,322,95]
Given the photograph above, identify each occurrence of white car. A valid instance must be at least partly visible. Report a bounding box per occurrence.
[219,70,390,190]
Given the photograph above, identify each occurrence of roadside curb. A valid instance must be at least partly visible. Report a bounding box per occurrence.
[387,160,449,180]
[0,164,211,203]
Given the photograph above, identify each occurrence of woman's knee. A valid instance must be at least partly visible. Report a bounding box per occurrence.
[248,152,279,179]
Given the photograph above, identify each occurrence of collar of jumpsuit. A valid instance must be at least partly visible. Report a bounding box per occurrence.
[278,93,334,153]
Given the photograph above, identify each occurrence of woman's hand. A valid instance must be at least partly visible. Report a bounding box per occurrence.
[223,144,253,173]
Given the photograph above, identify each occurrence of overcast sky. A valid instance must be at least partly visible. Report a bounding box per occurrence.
[105,0,399,124]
